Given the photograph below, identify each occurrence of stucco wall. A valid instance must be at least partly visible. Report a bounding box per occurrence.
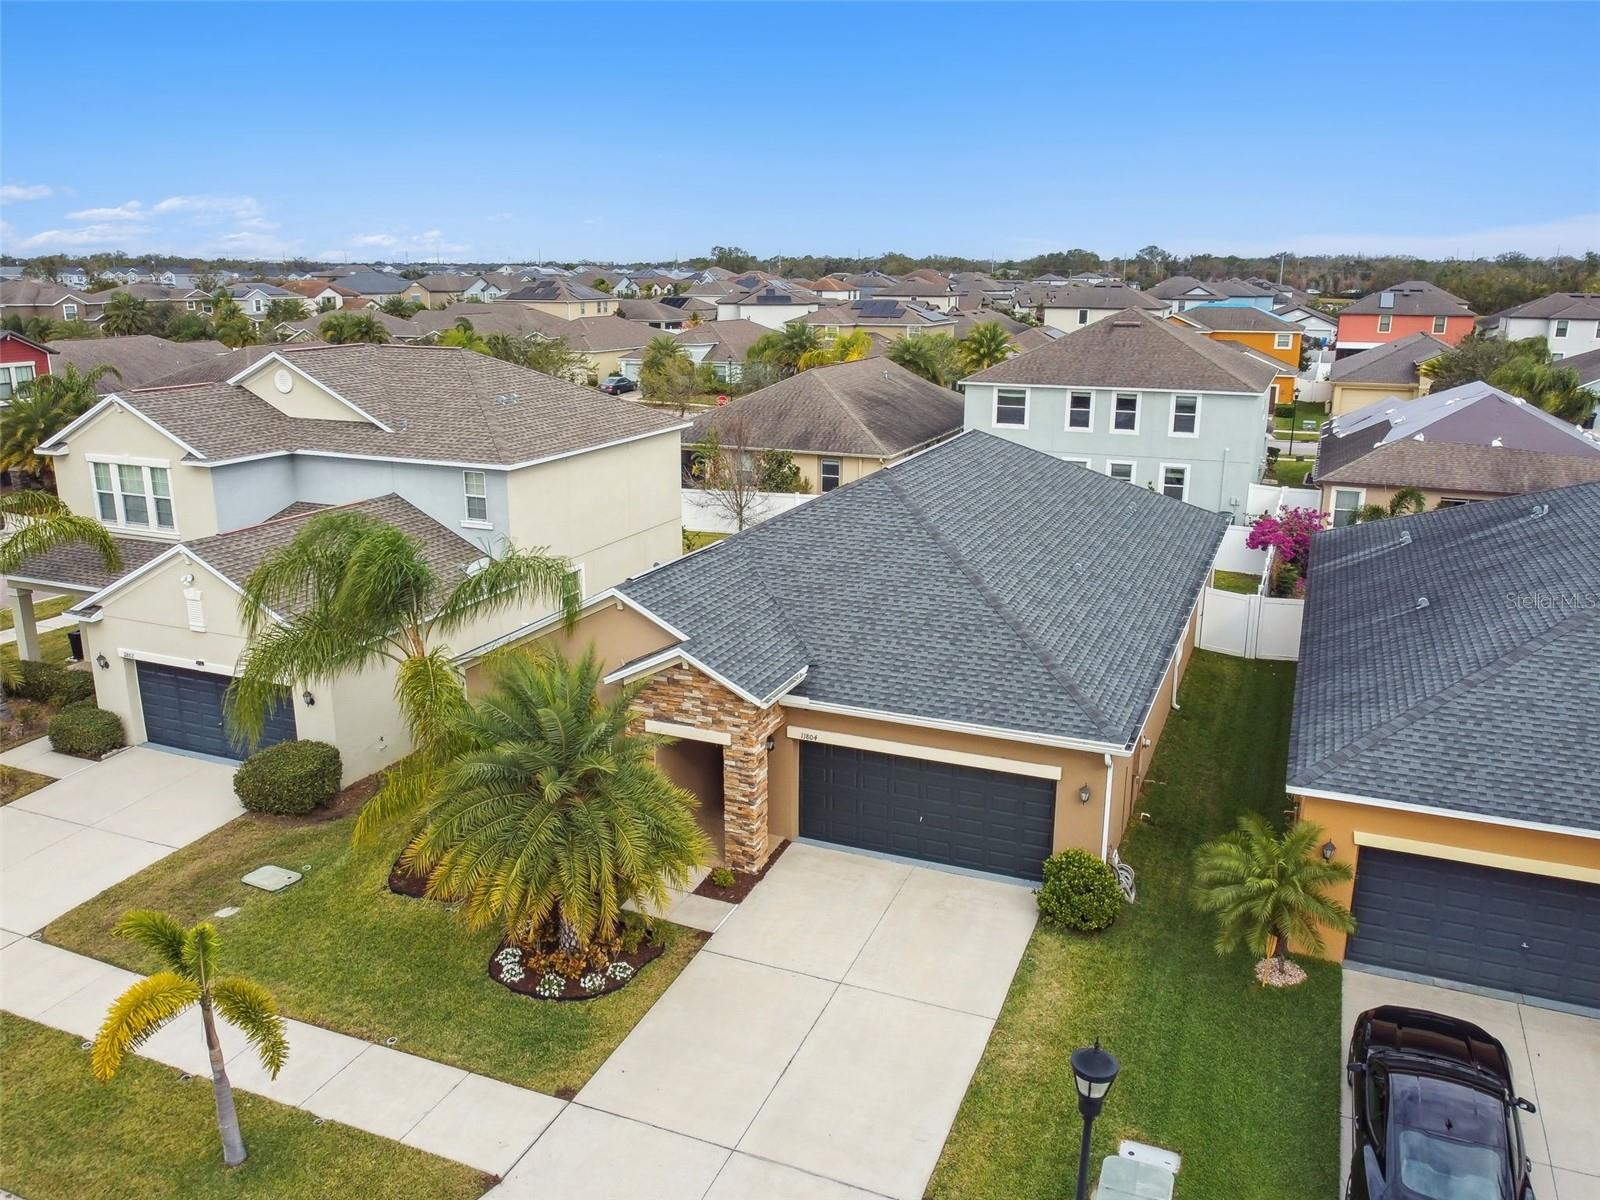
[53,404,220,540]
[209,455,299,531]
[1330,381,1424,418]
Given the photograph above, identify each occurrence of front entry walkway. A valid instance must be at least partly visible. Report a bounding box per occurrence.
[492,843,1039,1200]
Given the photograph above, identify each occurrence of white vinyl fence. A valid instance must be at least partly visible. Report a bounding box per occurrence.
[682,488,814,535]
[1198,491,1310,661]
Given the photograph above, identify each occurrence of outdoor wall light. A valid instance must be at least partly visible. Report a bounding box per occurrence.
[1321,840,1337,861]
[1078,784,1092,805]
[765,736,775,752]
[301,690,315,706]
[94,654,109,670]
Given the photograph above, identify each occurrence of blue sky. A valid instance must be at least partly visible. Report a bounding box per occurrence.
[2,2,1597,264]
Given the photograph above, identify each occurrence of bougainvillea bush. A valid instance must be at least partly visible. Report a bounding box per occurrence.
[1246,507,1327,572]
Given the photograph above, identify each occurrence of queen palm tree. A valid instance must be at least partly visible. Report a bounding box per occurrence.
[92,911,288,1168]
[1192,815,1354,971]
[438,322,489,353]
[887,332,961,387]
[1352,487,1426,524]
[379,294,422,318]
[100,291,151,336]
[318,310,390,345]
[226,509,580,842]
[748,320,822,375]
[958,321,1016,373]
[796,328,873,371]
[0,365,121,484]
[402,648,710,952]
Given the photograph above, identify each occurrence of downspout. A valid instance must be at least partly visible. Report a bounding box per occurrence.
[1099,752,1115,862]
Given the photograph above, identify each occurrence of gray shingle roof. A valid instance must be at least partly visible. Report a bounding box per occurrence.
[504,279,609,303]
[686,358,962,459]
[1557,346,1600,386]
[1341,281,1475,318]
[54,335,231,391]
[1174,306,1300,333]
[1288,482,1600,833]
[1025,282,1165,311]
[670,318,765,363]
[964,307,1279,392]
[621,431,1225,746]
[1328,332,1451,384]
[1494,292,1600,321]
[60,344,681,466]
[4,535,168,592]
[332,270,410,296]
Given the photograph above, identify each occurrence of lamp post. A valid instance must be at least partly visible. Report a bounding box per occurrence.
[1070,1039,1121,1200]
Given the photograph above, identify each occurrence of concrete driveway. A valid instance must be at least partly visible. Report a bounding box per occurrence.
[0,740,241,937]
[1341,967,1600,1200]
[493,843,1038,1200]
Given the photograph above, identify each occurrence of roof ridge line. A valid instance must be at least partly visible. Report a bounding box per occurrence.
[878,466,1119,743]
[1295,605,1600,786]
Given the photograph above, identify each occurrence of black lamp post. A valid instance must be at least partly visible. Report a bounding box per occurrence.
[1070,1039,1121,1200]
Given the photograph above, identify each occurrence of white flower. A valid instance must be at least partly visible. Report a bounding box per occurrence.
[495,946,523,968]
[500,962,526,983]
[605,961,635,981]
[535,972,565,998]
[580,973,605,993]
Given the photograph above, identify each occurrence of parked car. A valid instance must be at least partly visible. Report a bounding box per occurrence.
[598,375,636,395]
[1347,1006,1538,1200]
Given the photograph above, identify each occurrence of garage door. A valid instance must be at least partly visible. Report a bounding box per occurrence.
[136,662,296,760]
[799,741,1056,880]
[1348,849,1600,1009]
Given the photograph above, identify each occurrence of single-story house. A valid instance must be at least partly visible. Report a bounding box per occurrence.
[1327,331,1451,416]
[619,319,765,384]
[503,431,1224,878]
[1288,482,1600,1008]
[52,335,231,392]
[684,357,964,492]
[800,299,957,341]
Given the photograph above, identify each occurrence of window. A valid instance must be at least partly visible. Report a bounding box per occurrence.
[1160,464,1188,502]
[820,458,842,492]
[1171,395,1199,437]
[1364,1065,1390,1167]
[1107,460,1135,483]
[0,363,35,401]
[463,470,489,524]
[1436,497,1472,508]
[1068,392,1092,430]
[1274,332,1293,350]
[251,297,264,314]
[1432,315,1449,335]
[186,300,197,310]
[1554,318,1569,338]
[995,388,1027,427]
[1060,456,1091,468]
[62,303,78,321]
[93,461,174,530]
[1378,314,1392,333]
[1077,308,1089,326]
[1113,393,1138,433]
[1332,487,1364,526]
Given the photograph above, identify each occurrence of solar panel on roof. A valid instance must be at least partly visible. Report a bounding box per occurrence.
[856,299,902,318]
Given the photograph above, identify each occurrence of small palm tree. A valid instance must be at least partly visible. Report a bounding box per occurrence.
[1352,487,1426,524]
[1489,357,1593,424]
[796,328,873,371]
[888,333,960,387]
[227,509,580,841]
[92,911,288,1168]
[100,291,151,336]
[318,310,390,345]
[402,647,710,952]
[2,365,124,485]
[379,294,420,318]
[438,323,488,353]
[1192,815,1355,969]
[748,320,822,375]
[958,321,1016,372]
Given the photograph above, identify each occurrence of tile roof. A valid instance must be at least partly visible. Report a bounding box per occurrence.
[53,335,230,392]
[686,358,963,459]
[1341,280,1475,318]
[1173,306,1301,333]
[621,431,1224,746]
[58,344,682,466]
[1328,332,1451,384]
[1288,482,1600,833]
[964,307,1279,393]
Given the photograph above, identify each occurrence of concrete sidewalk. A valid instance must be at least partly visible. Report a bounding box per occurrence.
[0,611,77,647]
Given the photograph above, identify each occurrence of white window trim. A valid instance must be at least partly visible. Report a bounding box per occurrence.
[1432,315,1449,334]
[1111,392,1140,435]
[1330,487,1366,525]
[62,303,78,320]
[1169,394,1201,439]
[88,455,177,535]
[1060,456,1091,468]
[1105,459,1136,484]
[993,387,1029,430]
[1377,314,1393,333]
[1273,332,1293,350]
[461,469,491,529]
[819,457,844,492]
[1158,462,1190,503]
[1552,319,1568,338]
[1065,390,1094,432]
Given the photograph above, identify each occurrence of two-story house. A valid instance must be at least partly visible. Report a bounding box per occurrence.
[1167,305,1303,367]
[1029,281,1165,332]
[715,281,823,329]
[0,279,103,327]
[960,308,1276,518]
[1334,281,1475,355]
[1479,292,1600,359]
[0,329,55,405]
[8,344,686,782]
[1147,276,1277,313]
[502,279,615,319]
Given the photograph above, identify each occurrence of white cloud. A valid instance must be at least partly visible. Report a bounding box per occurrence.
[65,201,145,221]
[0,184,53,202]
[349,232,400,248]
[17,223,154,250]
[150,194,263,219]
[213,229,299,257]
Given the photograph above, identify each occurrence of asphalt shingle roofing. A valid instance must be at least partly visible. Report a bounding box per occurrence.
[1175,306,1300,333]
[620,432,1225,747]
[1341,280,1475,317]
[1288,482,1600,833]
[686,358,962,458]
[66,344,680,466]
[964,307,1279,393]
[53,336,231,392]
[1328,332,1451,384]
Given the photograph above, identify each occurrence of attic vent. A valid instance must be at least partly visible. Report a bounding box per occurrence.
[1531,502,1550,517]
[1398,530,1412,546]
[1379,292,1396,309]
[1412,433,1425,442]
[1414,595,1429,610]
[1491,436,1504,447]
[494,392,520,405]
[1111,319,1140,328]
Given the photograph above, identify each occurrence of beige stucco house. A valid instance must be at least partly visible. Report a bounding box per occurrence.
[502,279,615,319]
[1327,331,1450,416]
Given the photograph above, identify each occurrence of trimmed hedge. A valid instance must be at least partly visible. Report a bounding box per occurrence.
[11,660,95,706]
[47,705,125,759]
[1037,848,1124,932]
[233,740,341,816]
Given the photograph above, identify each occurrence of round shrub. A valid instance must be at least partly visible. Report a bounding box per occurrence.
[47,705,125,758]
[1037,848,1124,932]
[52,670,96,705]
[233,740,341,816]
[11,660,96,705]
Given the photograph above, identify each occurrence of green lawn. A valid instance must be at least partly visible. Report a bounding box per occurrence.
[0,624,71,664]
[0,593,75,631]
[1273,400,1327,435]
[0,1014,489,1200]
[0,763,53,805]
[1271,457,1315,488]
[1210,569,1261,595]
[930,653,1341,1200]
[46,812,703,1096]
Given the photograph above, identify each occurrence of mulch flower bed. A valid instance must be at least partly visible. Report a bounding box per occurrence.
[692,839,789,904]
[388,858,429,898]
[487,934,667,1001]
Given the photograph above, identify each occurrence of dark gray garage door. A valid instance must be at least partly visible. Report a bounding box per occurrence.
[136,662,296,760]
[799,741,1056,880]
[1348,848,1600,1009]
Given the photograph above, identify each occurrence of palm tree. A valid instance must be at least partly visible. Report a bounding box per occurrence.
[379,295,421,318]
[402,647,710,952]
[0,365,121,484]
[958,322,1016,373]
[92,911,288,1168]
[747,320,822,375]
[318,310,390,345]
[796,328,873,371]
[46,318,101,341]
[226,509,581,842]
[1192,815,1355,969]
[438,322,488,353]
[263,298,311,328]
[888,333,960,387]
[100,291,151,336]
[1352,487,1426,524]
[1489,357,1594,424]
